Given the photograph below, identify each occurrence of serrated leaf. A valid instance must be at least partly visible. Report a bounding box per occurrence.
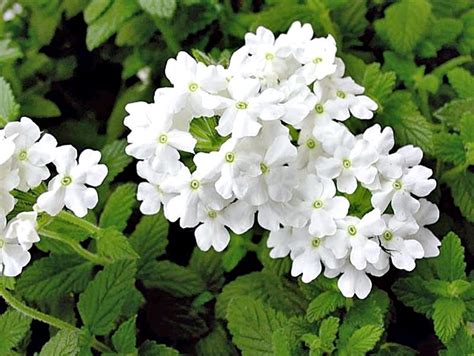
[78,260,136,335]
[16,255,94,302]
[189,248,225,291]
[383,51,422,85]
[393,276,436,317]
[100,140,133,184]
[190,117,228,153]
[434,98,474,131]
[84,0,112,23]
[343,324,383,356]
[86,0,140,50]
[138,0,176,18]
[306,291,346,322]
[130,214,169,278]
[227,296,289,356]
[435,232,466,281]
[460,113,474,143]
[459,9,474,54]
[196,324,237,356]
[319,317,339,353]
[374,0,432,55]
[433,297,466,344]
[116,15,156,47]
[112,316,137,354]
[448,67,474,99]
[433,133,466,165]
[271,328,292,356]
[0,77,20,127]
[418,17,463,58]
[361,63,396,108]
[97,228,139,262]
[21,93,61,118]
[39,330,79,356]
[0,310,31,354]
[99,183,137,232]
[142,260,206,297]
[139,340,179,356]
[446,171,474,222]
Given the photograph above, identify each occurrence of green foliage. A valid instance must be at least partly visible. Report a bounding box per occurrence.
[39,330,79,356]
[0,76,19,127]
[99,183,137,231]
[0,310,31,354]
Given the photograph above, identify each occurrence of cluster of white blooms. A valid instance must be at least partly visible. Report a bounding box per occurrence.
[0,117,108,276]
[124,22,440,299]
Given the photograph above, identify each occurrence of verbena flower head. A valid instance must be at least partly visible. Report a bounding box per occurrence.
[124,21,439,299]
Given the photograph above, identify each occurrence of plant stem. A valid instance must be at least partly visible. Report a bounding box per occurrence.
[56,211,100,236]
[432,55,473,78]
[0,287,112,353]
[39,229,109,266]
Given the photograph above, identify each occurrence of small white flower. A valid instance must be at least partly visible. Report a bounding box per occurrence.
[325,262,373,299]
[274,21,314,57]
[410,199,441,257]
[267,226,292,258]
[6,211,39,250]
[37,146,108,217]
[0,162,19,226]
[371,165,436,220]
[0,218,31,277]
[4,117,57,191]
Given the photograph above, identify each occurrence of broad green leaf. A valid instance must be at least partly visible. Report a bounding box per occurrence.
[84,0,112,23]
[444,325,474,355]
[196,324,237,356]
[190,117,228,153]
[141,260,206,297]
[138,0,177,18]
[433,297,466,344]
[448,67,474,99]
[446,171,474,222]
[435,232,466,281]
[306,290,347,322]
[332,0,368,46]
[189,248,225,291]
[0,77,20,127]
[342,324,383,356]
[383,51,422,86]
[374,0,432,55]
[460,113,474,143]
[96,228,139,262]
[85,0,140,50]
[78,260,136,335]
[99,183,137,231]
[130,214,169,278]
[417,17,463,58]
[100,140,133,184]
[319,317,339,353]
[226,296,289,356]
[0,39,22,64]
[21,94,61,118]
[434,98,474,131]
[459,9,474,54]
[116,15,156,47]
[433,133,466,165]
[16,255,94,302]
[0,310,31,354]
[361,63,396,108]
[112,316,137,354]
[271,328,292,356]
[393,276,436,317]
[139,340,179,356]
[39,330,79,356]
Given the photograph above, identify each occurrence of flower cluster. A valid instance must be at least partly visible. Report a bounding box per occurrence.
[0,117,108,276]
[124,22,440,298]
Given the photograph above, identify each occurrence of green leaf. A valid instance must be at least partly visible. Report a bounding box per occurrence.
[448,67,474,99]
[85,0,140,50]
[100,140,133,184]
[84,0,112,23]
[226,296,289,356]
[190,117,228,153]
[99,183,137,232]
[434,98,474,131]
[393,276,436,317]
[319,317,339,353]
[306,291,347,322]
[0,310,31,354]
[138,0,177,18]
[130,214,169,278]
[0,77,20,127]
[435,232,466,281]
[78,260,137,335]
[361,63,396,108]
[96,228,139,262]
[459,9,474,54]
[16,255,94,302]
[196,324,237,356]
[374,0,432,55]
[418,18,463,58]
[141,261,206,297]
[39,330,80,356]
[378,91,434,153]
[271,328,293,356]
[383,51,422,86]
[139,340,179,356]
[433,133,466,165]
[445,325,474,355]
[0,39,22,64]
[20,94,61,118]
[112,316,137,354]
[342,324,383,356]
[116,15,156,47]
[433,297,466,344]
[460,113,474,143]
[189,248,225,291]
[446,171,474,222]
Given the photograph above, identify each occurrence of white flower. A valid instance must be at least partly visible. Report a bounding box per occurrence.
[326,210,384,270]
[125,108,196,173]
[194,200,255,252]
[0,218,31,277]
[371,165,436,220]
[289,227,341,283]
[315,131,378,194]
[4,117,57,191]
[6,211,39,250]
[157,51,226,116]
[274,21,314,57]
[293,129,325,171]
[378,214,423,271]
[267,226,292,258]
[325,262,373,299]
[294,35,337,84]
[0,162,19,226]
[277,75,316,126]
[37,146,108,217]
[296,174,349,236]
[136,159,177,215]
[410,199,441,257]
[216,77,284,138]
